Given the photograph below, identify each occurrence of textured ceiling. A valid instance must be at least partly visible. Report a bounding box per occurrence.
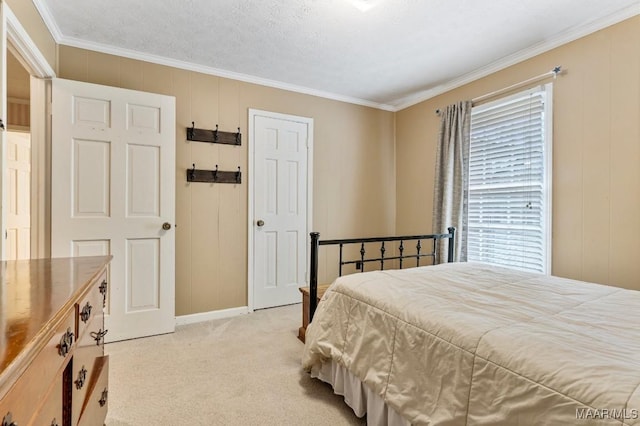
[36,0,640,110]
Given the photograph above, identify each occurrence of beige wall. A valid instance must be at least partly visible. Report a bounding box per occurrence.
[7,50,30,99]
[11,1,638,310]
[396,16,640,291]
[5,0,57,72]
[58,46,396,315]
[7,50,30,129]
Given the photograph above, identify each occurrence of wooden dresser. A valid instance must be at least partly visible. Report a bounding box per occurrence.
[0,256,112,426]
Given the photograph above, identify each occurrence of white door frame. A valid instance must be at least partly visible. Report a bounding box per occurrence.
[247,109,313,312]
[5,6,55,78]
[0,3,55,260]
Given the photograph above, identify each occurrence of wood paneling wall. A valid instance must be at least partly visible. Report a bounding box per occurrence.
[58,46,396,315]
[14,0,639,312]
[396,16,640,291]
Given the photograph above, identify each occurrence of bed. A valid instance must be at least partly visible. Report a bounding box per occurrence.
[302,232,640,426]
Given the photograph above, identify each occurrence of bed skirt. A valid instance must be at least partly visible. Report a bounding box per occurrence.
[311,360,411,426]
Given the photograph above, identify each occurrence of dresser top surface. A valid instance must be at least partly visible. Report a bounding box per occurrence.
[0,256,112,378]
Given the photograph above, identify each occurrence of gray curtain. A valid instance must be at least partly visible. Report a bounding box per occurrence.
[432,101,471,263]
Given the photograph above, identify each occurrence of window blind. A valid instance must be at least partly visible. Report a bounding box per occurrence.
[468,87,549,273]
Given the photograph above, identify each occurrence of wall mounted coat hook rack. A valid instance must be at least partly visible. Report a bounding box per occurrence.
[186,122,242,146]
[187,164,242,184]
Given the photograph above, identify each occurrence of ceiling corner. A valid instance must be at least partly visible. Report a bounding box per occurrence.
[392,2,640,111]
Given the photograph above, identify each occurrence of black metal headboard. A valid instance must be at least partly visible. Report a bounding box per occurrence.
[308,227,456,322]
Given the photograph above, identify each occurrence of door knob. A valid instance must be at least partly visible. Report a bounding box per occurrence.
[256,220,265,227]
[162,222,172,230]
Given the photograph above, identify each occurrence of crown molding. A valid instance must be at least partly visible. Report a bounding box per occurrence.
[68,35,399,111]
[32,0,639,112]
[30,0,395,111]
[392,3,640,111]
[58,34,396,111]
[31,0,63,41]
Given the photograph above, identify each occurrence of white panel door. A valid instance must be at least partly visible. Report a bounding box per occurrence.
[251,111,311,309]
[51,78,175,342]
[5,131,30,260]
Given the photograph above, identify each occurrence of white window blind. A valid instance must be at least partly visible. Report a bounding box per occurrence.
[467,85,551,273]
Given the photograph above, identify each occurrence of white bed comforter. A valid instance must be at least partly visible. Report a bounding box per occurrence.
[302,262,640,425]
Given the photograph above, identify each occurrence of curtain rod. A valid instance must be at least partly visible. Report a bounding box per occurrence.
[436,66,563,115]
[472,65,562,105]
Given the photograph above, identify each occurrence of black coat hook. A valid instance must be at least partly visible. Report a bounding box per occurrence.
[213,124,219,142]
[235,166,241,183]
[213,164,219,180]
[187,122,195,140]
[235,127,241,145]
[188,163,196,181]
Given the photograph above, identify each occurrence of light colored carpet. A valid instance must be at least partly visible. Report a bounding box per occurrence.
[105,304,366,425]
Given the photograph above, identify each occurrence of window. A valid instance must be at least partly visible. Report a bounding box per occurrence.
[467,85,552,273]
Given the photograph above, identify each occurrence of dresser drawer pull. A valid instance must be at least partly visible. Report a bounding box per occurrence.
[99,388,109,407]
[99,279,108,307]
[90,329,108,345]
[80,301,93,323]
[51,418,59,426]
[75,365,87,389]
[58,328,75,357]
[2,412,17,426]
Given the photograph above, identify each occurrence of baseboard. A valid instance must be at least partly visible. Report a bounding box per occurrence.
[175,306,249,326]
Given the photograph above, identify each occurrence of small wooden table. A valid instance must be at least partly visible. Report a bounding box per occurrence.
[298,284,331,343]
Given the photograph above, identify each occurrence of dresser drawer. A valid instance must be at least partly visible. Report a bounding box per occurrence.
[0,309,75,423]
[77,355,109,426]
[76,269,107,342]
[72,315,105,425]
[29,377,63,426]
